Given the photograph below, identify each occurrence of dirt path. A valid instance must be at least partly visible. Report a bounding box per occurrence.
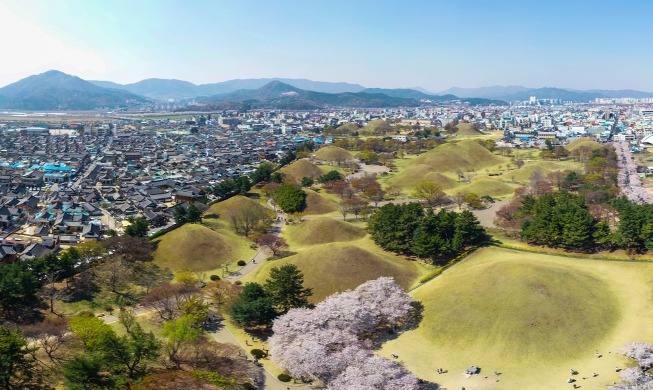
[471,198,511,229]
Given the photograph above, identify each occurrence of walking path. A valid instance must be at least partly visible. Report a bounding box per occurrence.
[613,141,653,203]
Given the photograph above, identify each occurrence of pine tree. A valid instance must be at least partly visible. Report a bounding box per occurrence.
[264,264,312,313]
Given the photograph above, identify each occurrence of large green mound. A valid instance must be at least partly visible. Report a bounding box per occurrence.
[456,122,484,136]
[412,255,619,362]
[566,138,602,152]
[457,178,516,197]
[206,195,273,219]
[252,244,420,302]
[303,189,339,215]
[286,217,366,245]
[153,224,239,272]
[389,140,503,188]
[314,146,353,162]
[279,159,323,181]
[335,122,360,134]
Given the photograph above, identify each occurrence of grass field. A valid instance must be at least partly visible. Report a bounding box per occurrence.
[283,217,366,246]
[455,178,517,198]
[379,246,653,389]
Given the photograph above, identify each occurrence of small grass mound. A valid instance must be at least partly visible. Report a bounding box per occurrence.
[508,161,568,183]
[314,146,353,162]
[303,189,339,215]
[566,138,602,152]
[251,244,420,302]
[363,119,393,134]
[153,224,238,272]
[455,122,484,136]
[335,122,360,134]
[457,178,516,197]
[279,159,324,181]
[286,218,366,245]
[206,195,273,220]
[387,165,458,189]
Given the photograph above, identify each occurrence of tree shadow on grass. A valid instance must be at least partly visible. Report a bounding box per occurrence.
[371,301,424,348]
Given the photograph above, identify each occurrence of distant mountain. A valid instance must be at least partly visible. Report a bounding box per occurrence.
[361,88,506,106]
[0,70,149,110]
[195,81,422,109]
[89,77,366,100]
[585,89,653,99]
[194,81,506,109]
[439,85,531,99]
[441,85,653,101]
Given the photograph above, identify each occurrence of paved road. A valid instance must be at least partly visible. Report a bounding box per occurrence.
[613,141,652,204]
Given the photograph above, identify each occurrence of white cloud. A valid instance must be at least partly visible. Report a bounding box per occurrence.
[0,2,107,86]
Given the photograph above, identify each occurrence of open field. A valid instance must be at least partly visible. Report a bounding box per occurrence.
[379,246,653,389]
[242,238,430,302]
[283,217,366,246]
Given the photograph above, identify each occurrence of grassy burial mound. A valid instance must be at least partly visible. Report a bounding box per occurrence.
[153,223,241,272]
[314,146,353,164]
[335,122,361,134]
[303,189,339,215]
[389,140,503,188]
[566,137,602,152]
[456,178,516,198]
[362,118,394,135]
[508,160,570,183]
[279,159,324,182]
[379,246,648,389]
[248,244,421,302]
[455,122,485,136]
[205,195,274,221]
[285,217,366,246]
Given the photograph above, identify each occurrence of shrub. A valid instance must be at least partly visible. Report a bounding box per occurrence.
[210,275,220,281]
[237,260,247,266]
[251,349,267,359]
[234,280,242,285]
[277,373,292,382]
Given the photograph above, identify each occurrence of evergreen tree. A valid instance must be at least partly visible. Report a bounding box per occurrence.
[0,325,37,389]
[173,206,187,224]
[264,264,312,313]
[185,204,202,223]
[230,283,277,328]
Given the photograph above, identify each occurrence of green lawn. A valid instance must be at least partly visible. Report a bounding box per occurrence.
[379,246,653,389]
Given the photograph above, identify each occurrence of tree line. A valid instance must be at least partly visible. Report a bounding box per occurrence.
[367,203,487,262]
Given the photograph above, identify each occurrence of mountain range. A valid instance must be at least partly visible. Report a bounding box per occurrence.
[439,85,653,101]
[3,70,653,111]
[0,71,504,110]
[0,70,148,110]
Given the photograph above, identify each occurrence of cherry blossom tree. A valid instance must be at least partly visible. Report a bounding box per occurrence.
[609,342,653,389]
[269,277,418,387]
[328,355,418,390]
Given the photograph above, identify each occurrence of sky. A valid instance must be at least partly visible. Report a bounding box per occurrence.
[1,0,651,92]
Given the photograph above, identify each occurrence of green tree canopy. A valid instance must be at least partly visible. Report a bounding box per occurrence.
[264,264,312,314]
[272,184,307,213]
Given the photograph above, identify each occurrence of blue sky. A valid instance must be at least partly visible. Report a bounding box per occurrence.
[1,0,650,91]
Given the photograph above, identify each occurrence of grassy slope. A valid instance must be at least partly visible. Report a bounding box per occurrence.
[279,159,324,181]
[303,189,340,215]
[388,140,507,189]
[314,146,353,161]
[283,217,366,246]
[379,246,653,389]
[455,178,517,198]
[205,195,275,220]
[456,122,485,136]
[566,138,602,152]
[153,223,254,273]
